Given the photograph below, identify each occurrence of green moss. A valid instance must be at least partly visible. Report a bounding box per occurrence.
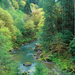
[27,62,31,65]
[22,72,27,75]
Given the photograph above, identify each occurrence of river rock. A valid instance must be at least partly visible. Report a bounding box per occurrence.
[23,62,31,66]
[33,56,39,59]
[34,43,42,51]
[9,50,16,53]
[35,43,40,47]
[34,54,37,56]
[27,71,30,75]
[22,72,27,75]
[15,48,21,51]
[25,43,29,45]
[22,44,24,46]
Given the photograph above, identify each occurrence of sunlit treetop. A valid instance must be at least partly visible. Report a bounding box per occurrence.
[19,1,26,7]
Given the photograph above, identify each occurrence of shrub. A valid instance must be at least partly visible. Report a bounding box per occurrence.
[34,62,49,75]
[62,30,73,44]
[69,38,75,62]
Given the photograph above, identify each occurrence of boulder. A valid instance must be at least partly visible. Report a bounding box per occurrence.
[15,48,21,51]
[22,44,24,46]
[22,72,27,75]
[35,43,40,47]
[9,50,16,53]
[23,62,31,66]
[34,43,42,51]
[33,56,39,59]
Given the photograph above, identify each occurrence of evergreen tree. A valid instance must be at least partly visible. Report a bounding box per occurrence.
[38,0,44,8]
[39,0,55,51]
[58,0,74,32]
[23,1,32,15]
[28,0,39,4]
[69,38,75,62]
[0,0,2,2]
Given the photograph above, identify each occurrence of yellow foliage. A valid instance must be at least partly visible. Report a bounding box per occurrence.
[2,71,5,74]
[0,27,12,51]
[38,58,42,61]
[24,19,35,31]
[0,7,19,41]
[0,20,5,27]
[71,66,75,72]
[53,2,63,21]
[30,3,38,10]
[32,8,44,32]
[13,1,19,9]
[22,0,26,1]
[19,1,26,7]
[13,36,17,40]
[0,27,11,39]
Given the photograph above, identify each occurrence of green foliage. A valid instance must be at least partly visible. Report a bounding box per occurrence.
[13,1,19,9]
[38,0,44,8]
[0,27,20,75]
[30,3,38,10]
[7,9,26,44]
[0,0,11,9]
[58,0,74,32]
[53,2,63,32]
[62,30,73,44]
[52,56,75,75]
[34,62,49,75]
[53,32,63,44]
[27,0,39,5]
[0,7,18,41]
[0,27,12,51]
[24,18,35,37]
[39,0,55,51]
[19,1,26,7]
[69,38,75,62]
[23,1,32,15]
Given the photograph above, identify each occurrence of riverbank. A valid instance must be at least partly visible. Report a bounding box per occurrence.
[33,43,75,75]
[11,40,75,75]
[12,41,59,75]
[9,38,37,53]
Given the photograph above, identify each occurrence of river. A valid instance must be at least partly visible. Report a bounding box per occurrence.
[13,41,60,75]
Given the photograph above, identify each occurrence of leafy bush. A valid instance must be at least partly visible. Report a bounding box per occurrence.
[62,30,73,44]
[34,62,49,75]
[23,1,32,15]
[50,32,65,54]
[69,38,75,62]
[19,1,26,7]
[24,19,35,37]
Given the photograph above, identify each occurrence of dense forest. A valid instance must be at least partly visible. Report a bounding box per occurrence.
[0,0,75,75]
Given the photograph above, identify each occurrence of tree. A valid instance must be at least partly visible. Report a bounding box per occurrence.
[53,2,63,32]
[62,30,73,44]
[38,0,44,8]
[39,0,55,51]
[27,0,39,5]
[58,0,74,32]
[69,38,75,62]
[23,1,32,15]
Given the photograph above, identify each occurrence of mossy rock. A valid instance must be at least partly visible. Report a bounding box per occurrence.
[34,48,38,51]
[22,72,27,75]
[23,62,31,66]
[38,58,42,61]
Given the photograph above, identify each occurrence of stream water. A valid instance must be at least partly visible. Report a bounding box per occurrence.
[13,41,37,75]
[13,41,59,75]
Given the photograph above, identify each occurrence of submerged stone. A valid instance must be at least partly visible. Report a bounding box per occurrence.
[22,72,27,75]
[23,62,31,66]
